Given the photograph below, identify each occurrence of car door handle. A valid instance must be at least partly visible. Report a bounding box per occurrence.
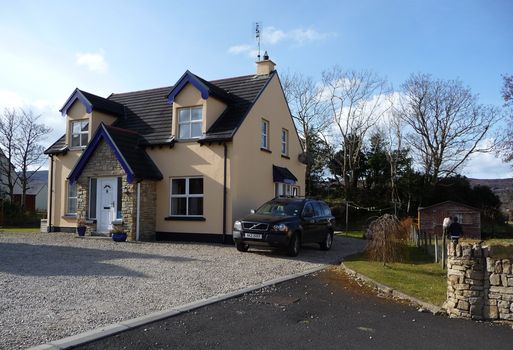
[104,207,110,209]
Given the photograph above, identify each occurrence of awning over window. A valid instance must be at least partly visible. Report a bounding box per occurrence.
[273,165,298,185]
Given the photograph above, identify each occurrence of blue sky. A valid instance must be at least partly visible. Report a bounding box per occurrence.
[0,0,512,178]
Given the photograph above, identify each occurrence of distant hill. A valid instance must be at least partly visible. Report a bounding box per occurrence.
[468,178,513,214]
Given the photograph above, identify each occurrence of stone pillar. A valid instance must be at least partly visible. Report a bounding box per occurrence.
[446,242,485,319]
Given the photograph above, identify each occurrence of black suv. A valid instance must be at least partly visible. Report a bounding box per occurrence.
[233,197,335,257]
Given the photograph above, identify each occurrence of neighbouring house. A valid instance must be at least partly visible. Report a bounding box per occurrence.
[0,149,13,200]
[418,200,481,239]
[44,56,306,242]
[13,171,48,213]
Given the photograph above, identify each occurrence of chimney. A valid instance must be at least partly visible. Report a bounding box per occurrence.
[256,51,276,75]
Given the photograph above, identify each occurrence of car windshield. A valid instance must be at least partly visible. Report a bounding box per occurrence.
[255,201,302,217]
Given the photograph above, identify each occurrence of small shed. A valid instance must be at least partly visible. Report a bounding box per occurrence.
[418,201,481,239]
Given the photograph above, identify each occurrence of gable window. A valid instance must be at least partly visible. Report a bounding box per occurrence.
[178,107,202,139]
[281,128,289,156]
[170,177,204,216]
[261,119,269,149]
[67,182,77,215]
[71,120,89,148]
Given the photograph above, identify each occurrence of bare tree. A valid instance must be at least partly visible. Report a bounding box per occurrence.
[0,108,51,209]
[14,109,51,210]
[322,67,391,198]
[502,74,513,106]
[383,109,403,211]
[398,73,501,184]
[281,71,330,195]
[0,108,20,201]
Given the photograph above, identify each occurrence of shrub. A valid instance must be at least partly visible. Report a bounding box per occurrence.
[365,214,408,265]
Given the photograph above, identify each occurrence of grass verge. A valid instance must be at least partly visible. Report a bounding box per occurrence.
[0,227,39,233]
[335,230,365,239]
[344,246,446,306]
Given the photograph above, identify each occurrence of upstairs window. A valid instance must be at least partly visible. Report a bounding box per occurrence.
[261,119,269,149]
[178,107,202,139]
[71,120,89,148]
[281,128,289,156]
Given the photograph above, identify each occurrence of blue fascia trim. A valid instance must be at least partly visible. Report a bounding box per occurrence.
[167,71,210,104]
[59,89,93,116]
[68,123,135,184]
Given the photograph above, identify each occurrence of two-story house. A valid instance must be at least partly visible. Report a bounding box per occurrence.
[45,57,306,242]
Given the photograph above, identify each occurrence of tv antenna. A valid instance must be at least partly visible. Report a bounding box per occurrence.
[255,22,261,61]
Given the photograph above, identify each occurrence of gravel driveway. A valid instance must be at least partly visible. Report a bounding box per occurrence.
[0,232,365,349]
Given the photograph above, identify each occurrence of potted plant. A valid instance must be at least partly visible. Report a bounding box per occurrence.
[76,219,86,237]
[111,224,127,242]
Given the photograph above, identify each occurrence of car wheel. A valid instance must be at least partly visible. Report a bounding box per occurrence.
[236,242,249,252]
[320,231,333,251]
[287,233,301,257]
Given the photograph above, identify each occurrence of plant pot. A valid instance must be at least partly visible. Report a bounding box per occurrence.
[77,226,86,237]
[112,232,127,242]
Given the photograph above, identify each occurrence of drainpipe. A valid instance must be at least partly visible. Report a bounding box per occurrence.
[136,181,141,241]
[48,155,54,232]
[222,143,227,244]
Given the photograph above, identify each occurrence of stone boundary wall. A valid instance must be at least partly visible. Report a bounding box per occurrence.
[446,242,513,321]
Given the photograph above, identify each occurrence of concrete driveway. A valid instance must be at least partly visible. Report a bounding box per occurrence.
[0,232,365,349]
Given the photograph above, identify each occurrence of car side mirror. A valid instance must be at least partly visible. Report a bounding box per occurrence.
[250,209,255,214]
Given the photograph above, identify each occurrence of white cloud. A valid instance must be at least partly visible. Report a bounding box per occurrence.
[228,25,336,57]
[262,26,286,44]
[75,50,108,73]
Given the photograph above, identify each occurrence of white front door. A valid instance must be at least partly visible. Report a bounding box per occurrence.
[97,178,117,234]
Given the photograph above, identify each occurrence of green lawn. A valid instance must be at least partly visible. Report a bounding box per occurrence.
[0,227,39,233]
[344,247,446,306]
[335,230,365,239]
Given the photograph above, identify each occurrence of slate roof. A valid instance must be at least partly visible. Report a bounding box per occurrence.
[46,71,273,154]
[79,89,125,116]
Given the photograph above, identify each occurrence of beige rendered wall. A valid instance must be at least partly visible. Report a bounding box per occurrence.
[171,83,227,137]
[148,142,231,235]
[48,151,81,228]
[231,73,306,224]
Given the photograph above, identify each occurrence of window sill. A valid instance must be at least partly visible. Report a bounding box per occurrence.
[69,146,86,151]
[281,154,290,159]
[165,216,206,221]
[176,138,202,143]
[62,214,77,219]
[86,219,96,224]
[111,219,123,225]
[260,147,272,154]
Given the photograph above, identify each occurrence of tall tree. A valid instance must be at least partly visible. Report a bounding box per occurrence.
[15,109,51,210]
[282,71,330,195]
[0,108,20,201]
[322,67,391,198]
[398,73,501,184]
[0,108,51,208]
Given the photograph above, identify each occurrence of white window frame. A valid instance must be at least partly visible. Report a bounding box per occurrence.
[67,182,77,215]
[281,128,289,156]
[70,119,89,148]
[178,106,203,140]
[261,119,269,149]
[169,177,204,217]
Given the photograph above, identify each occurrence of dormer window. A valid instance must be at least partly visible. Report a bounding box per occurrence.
[178,106,202,139]
[71,120,89,148]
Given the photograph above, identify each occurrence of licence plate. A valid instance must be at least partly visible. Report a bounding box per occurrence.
[245,233,262,239]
